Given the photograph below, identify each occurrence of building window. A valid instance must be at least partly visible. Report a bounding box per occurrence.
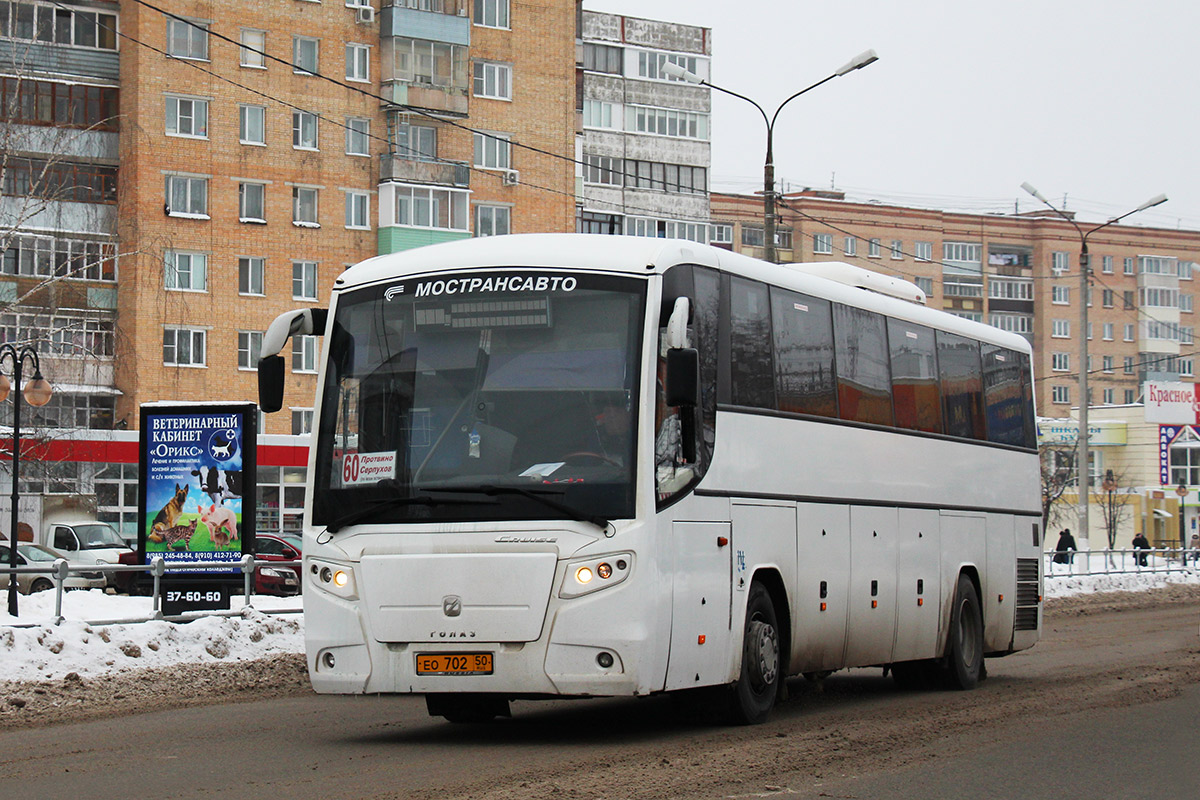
[474,0,510,29]
[582,100,617,129]
[890,240,904,260]
[1182,294,1195,313]
[1052,319,1070,338]
[1103,322,1113,340]
[293,187,319,227]
[627,105,709,140]
[238,331,263,370]
[1124,323,1135,341]
[868,238,880,258]
[473,61,512,100]
[238,182,266,223]
[473,131,511,169]
[1181,261,1195,280]
[1182,358,1194,377]
[1182,326,1195,345]
[1052,251,1070,273]
[943,242,981,266]
[1,5,117,51]
[394,122,437,160]
[1124,257,1134,275]
[1124,356,1135,374]
[915,276,934,296]
[583,154,622,186]
[626,217,708,244]
[346,117,370,155]
[1125,389,1136,404]
[163,327,206,367]
[345,191,370,229]
[1,235,117,281]
[1051,352,1069,371]
[165,175,208,218]
[165,96,208,138]
[577,210,622,235]
[1123,290,1135,310]
[711,224,733,245]
[293,261,318,300]
[1102,255,1113,274]
[844,237,857,256]
[0,78,119,131]
[346,43,370,82]
[239,104,266,145]
[291,409,314,436]
[989,278,1033,300]
[240,29,266,68]
[1,159,117,204]
[293,36,319,75]
[293,110,318,149]
[637,50,701,81]
[582,43,622,74]
[1051,385,1070,404]
[167,18,208,61]
[164,250,207,292]
[239,256,265,295]
[914,241,932,261]
[1052,285,1070,304]
[1102,288,1113,308]
[475,204,510,237]
[1102,388,1114,405]
[813,233,833,254]
[292,335,318,373]
[390,37,469,91]
[390,184,470,230]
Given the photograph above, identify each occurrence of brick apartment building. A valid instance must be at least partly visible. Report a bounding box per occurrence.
[711,190,1200,415]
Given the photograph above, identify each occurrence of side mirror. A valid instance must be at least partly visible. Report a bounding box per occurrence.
[258,354,286,413]
[665,348,699,408]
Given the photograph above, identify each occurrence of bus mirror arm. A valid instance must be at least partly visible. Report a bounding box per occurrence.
[257,307,328,413]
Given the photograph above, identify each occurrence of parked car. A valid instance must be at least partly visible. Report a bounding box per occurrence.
[0,544,108,594]
[113,533,302,597]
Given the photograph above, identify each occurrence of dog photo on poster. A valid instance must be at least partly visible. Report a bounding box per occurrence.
[138,403,257,575]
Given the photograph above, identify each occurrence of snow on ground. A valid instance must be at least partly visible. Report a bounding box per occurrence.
[2,555,1198,684]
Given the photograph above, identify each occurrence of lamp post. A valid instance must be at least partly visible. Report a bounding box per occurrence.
[1021,184,1167,544]
[662,49,878,264]
[1,344,53,618]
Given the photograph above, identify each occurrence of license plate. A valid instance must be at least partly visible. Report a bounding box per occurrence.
[416,652,494,675]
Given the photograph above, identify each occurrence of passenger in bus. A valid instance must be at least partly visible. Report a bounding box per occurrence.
[1132,531,1151,567]
[594,400,632,466]
[1053,528,1077,565]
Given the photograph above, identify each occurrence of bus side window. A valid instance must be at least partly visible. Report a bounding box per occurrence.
[833,305,894,427]
[729,276,774,409]
[982,344,1029,447]
[937,331,985,440]
[888,319,942,433]
[771,287,837,418]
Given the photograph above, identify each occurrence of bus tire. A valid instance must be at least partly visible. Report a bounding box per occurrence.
[728,582,780,725]
[944,573,984,690]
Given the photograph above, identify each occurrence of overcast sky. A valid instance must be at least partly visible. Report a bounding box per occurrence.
[586,0,1199,232]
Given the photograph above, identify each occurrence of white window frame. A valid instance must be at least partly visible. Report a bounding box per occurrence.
[346,43,370,82]
[1052,285,1070,304]
[890,240,904,260]
[165,95,209,139]
[1051,352,1069,371]
[292,186,319,227]
[475,204,511,237]
[346,117,370,156]
[1052,319,1070,338]
[164,250,208,292]
[167,18,209,61]
[292,335,318,373]
[293,36,319,76]
[868,238,881,258]
[813,233,833,254]
[238,331,263,370]
[240,28,266,68]
[391,184,470,231]
[163,327,207,367]
[239,256,265,296]
[914,241,932,261]
[1052,385,1070,404]
[711,224,733,245]
[345,191,370,230]
[238,181,266,224]
[293,110,318,150]
[473,61,512,100]
[473,0,510,29]
[165,175,209,218]
[239,104,266,145]
[293,260,318,301]
[473,131,511,170]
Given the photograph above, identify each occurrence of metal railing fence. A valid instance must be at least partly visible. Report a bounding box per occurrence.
[1045,547,1200,577]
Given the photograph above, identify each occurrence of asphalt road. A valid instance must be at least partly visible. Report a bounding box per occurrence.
[1,597,1197,800]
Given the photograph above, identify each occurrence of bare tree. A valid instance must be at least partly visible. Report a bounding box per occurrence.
[1040,442,1077,538]
[1093,467,1135,568]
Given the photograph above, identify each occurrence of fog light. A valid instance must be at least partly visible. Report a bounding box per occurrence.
[576,566,593,584]
[320,567,332,583]
[333,570,349,588]
[322,652,336,669]
[596,652,614,668]
[597,562,612,579]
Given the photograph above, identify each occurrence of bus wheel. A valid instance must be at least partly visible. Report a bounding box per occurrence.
[729,582,780,725]
[425,693,510,724]
[944,574,984,690]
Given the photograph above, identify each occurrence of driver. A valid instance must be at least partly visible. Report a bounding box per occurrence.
[594,401,631,465]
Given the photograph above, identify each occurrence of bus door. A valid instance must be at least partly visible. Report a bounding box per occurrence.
[664,521,732,691]
[793,503,851,672]
[844,506,899,667]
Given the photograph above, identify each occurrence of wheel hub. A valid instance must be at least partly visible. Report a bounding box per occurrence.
[746,619,779,690]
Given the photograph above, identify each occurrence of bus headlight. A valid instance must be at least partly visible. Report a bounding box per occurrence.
[560,553,632,599]
[311,559,357,599]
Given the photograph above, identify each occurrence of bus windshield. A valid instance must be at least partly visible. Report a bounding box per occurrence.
[313,270,646,529]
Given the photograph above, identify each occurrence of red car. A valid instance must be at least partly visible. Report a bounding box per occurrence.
[115,533,301,597]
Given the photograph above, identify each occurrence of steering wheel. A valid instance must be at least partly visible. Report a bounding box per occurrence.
[563,451,622,467]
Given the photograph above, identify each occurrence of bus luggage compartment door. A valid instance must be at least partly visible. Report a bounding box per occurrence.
[664,521,732,691]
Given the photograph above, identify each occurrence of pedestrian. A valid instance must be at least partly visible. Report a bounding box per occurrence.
[1189,532,1200,566]
[1132,531,1151,567]
[1053,528,1077,565]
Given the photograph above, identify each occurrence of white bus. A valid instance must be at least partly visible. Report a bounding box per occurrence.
[258,234,1042,724]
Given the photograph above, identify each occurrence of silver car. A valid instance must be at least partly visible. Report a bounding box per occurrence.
[0,544,108,594]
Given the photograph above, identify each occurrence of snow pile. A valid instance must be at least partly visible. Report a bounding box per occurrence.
[1,590,302,681]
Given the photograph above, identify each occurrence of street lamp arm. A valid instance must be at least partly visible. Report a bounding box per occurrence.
[700,79,771,131]
[769,72,840,132]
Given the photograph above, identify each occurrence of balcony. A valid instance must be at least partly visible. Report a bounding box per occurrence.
[380,154,470,188]
[382,81,469,116]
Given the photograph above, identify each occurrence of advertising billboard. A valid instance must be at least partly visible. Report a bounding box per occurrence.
[137,403,257,577]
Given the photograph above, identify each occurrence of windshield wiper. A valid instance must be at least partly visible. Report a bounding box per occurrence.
[324,493,497,533]
[419,484,609,530]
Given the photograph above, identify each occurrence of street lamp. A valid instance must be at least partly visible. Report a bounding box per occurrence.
[1,344,53,618]
[1021,183,1167,544]
[662,49,879,264]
